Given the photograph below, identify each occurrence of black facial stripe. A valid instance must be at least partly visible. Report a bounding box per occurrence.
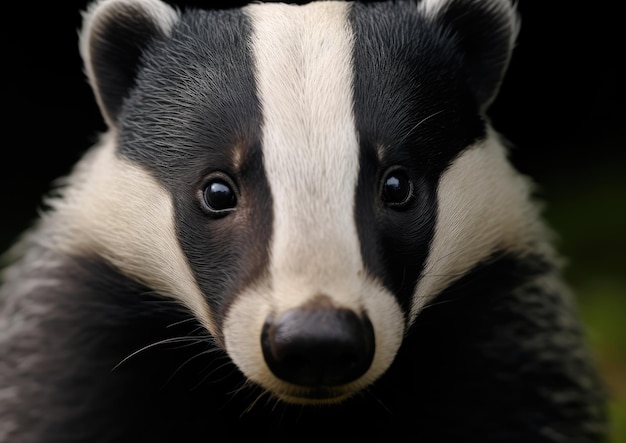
[350,2,486,312]
[115,8,271,336]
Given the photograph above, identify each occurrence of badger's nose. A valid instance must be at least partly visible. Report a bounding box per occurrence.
[261,303,375,387]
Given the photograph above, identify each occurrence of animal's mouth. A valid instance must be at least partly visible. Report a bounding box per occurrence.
[274,385,355,405]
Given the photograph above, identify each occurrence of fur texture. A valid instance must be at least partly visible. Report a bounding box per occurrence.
[0,0,608,441]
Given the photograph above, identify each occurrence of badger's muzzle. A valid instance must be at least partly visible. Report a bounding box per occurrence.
[261,296,375,387]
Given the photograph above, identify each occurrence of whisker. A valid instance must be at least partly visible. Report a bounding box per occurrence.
[420,297,459,310]
[241,389,272,416]
[419,271,467,278]
[398,110,444,145]
[277,399,295,427]
[112,336,204,371]
[228,378,255,399]
[190,357,235,391]
[166,317,198,329]
[221,378,262,413]
[164,347,224,387]
[362,387,393,415]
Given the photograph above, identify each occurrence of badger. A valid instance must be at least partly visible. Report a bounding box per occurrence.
[0,0,608,441]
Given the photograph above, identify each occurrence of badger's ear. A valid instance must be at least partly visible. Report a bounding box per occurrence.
[419,0,520,110]
[79,0,180,127]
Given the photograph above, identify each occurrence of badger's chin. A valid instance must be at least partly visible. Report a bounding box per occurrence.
[273,387,355,405]
[258,377,372,405]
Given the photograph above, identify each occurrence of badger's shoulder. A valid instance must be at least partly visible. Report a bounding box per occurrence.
[0,239,200,441]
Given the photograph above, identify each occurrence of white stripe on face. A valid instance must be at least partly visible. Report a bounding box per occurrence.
[44,133,215,336]
[247,1,363,309]
[223,2,405,402]
[410,130,548,323]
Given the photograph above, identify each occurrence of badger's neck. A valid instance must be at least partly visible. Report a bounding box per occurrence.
[0,239,233,440]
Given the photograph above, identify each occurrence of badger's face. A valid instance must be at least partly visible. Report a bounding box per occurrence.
[72,0,529,404]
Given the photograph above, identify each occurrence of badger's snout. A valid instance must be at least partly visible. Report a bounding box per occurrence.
[261,297,375,387]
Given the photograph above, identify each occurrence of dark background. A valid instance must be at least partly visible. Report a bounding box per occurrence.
[5,0,625,440]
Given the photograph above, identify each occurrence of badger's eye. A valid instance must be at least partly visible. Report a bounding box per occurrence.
[200,175,238,216]
[381,168,413,209]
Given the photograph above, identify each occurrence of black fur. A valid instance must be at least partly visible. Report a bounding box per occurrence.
[351,1,486,312]
[0,249,607,442]
[116,8,272,336]
[87,1,171,125]
[0,1,608,442]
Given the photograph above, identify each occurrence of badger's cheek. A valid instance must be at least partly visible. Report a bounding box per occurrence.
[222,283,404,404]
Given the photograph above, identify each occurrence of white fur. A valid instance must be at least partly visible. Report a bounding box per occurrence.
[40,132,216,336]
[246,1,362,310]
[223,1,405,403]
[409,129,552,323]
[75,1,209,328]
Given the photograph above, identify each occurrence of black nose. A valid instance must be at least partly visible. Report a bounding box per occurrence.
[261,303,375,387]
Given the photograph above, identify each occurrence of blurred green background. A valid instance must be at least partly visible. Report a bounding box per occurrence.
[4,0,624,441]
[546,165,626,442]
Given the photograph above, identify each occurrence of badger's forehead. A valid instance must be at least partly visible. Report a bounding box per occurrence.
[118,1,485,177]
[118,7,261,182]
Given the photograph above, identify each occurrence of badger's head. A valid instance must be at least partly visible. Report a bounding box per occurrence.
[64,0,536,404]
